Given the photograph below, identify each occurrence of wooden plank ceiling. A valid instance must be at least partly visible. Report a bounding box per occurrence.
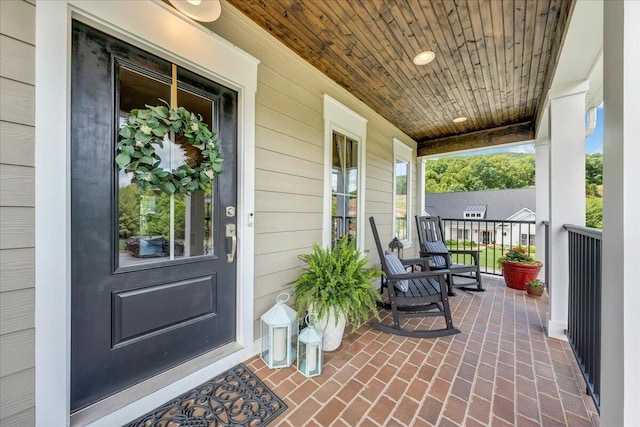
[226,0,574,155]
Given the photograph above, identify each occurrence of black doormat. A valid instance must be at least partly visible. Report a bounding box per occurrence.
[124,363,287,427]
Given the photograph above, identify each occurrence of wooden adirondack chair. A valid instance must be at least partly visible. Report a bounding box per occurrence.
[369,217,460,338]
[415,215,485,296]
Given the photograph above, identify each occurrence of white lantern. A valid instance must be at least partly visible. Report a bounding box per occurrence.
[297,314,323,378]
[260,293,298,368]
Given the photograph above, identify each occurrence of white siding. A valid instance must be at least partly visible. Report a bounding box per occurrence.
[0,1,36,424]
[210,4,418,336]
[0,0,420,419]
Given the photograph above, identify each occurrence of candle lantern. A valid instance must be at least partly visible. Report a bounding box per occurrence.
[260,293,297,368]
[389,236,404,259]
[297,314,323,378]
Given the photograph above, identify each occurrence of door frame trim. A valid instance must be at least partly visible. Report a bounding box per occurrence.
[35,1,258,425]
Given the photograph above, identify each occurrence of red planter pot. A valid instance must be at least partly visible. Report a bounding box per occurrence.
[501,261,542,291]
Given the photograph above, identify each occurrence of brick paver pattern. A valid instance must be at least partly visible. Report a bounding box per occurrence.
[245,276,599,426]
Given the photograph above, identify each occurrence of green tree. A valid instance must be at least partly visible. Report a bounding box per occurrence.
[395,175,407,195]
[586,183,600,197]
[586,197,603,229]
[423,151,603,229]
[118,186,186,239]
[146,193,186,239]
[119,185,142,238]
[585,153,603,228]
[585,153,603,185]
[424,153,535,193]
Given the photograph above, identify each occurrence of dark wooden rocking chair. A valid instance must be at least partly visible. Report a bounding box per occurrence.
[369,217,460,338]
[415,215,485,296]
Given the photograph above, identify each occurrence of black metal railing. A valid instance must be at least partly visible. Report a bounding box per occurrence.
[331,215,356,246]
[395,216,407,240]
[564,224,602,411]
[440,218,537,275]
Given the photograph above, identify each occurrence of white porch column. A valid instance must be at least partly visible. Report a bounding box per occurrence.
[546,82,588,340]
[601,1,640,424]
[534,138,549,281]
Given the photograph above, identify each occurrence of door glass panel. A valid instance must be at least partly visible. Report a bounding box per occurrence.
[117,66,215,267]
[331,132,358,247]
[176,87,215,258]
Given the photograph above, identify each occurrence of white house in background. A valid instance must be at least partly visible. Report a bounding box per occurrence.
[425,188,536,248]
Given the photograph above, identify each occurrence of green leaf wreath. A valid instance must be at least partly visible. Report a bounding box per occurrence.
[116,103,223,195]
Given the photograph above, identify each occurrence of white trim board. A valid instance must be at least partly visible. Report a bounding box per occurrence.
[322,94,368,250]
[35,1,258,425]
[393,138,414,248]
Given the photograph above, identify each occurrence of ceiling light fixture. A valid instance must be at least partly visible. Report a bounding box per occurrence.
[453,116,468,123]
[169,0,222,22]
[413,50,436,65]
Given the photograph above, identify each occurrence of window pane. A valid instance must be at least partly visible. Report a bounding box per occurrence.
[346,165,358,195]
[395,160,408,241]
[117,67,215,267]
[176,87,215,259]
[331,131,358,247]
[332,134,344,194]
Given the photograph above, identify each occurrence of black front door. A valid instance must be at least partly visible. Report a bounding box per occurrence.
[70,21,238,411]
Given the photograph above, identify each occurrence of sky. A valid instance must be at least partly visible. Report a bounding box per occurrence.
[449,106,604,158]
[585,106,604,154]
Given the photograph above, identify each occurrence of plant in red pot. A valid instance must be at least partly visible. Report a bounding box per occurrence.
[498,246,542,291]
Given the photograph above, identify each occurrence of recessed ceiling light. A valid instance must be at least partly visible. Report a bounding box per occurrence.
[413,50,436,65]
[169,0,221,22]
[453,116,468,123]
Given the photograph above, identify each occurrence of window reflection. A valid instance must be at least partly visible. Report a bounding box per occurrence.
[395,160,408,241]
[117,65,215,267]
[331,132,358,247]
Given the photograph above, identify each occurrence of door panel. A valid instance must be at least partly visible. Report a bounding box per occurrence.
[112,275,217,346]
[71,21,238,411]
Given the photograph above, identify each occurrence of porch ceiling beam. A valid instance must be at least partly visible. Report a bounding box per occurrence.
[417,121,536,157]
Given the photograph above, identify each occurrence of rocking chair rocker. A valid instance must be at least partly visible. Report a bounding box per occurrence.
[369,217,460,338]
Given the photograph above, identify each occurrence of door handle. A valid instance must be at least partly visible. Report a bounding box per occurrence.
[226,223,236,263]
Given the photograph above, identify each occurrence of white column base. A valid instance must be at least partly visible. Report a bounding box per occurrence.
[547,313,568,341]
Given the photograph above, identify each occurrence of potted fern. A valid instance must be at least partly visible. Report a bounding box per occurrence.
[290,236,380,351]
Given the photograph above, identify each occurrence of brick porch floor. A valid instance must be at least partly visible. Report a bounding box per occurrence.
[245,275,599,426]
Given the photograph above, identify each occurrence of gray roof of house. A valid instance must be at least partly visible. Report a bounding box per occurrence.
[425,188,535,220]
[464,204,487,213]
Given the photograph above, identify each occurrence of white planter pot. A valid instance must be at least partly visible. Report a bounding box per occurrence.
[317,308,346,352]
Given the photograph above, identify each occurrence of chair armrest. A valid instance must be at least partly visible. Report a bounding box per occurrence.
[400,257,427,268]
[418,250,453,268]
[448,249,480,264]
[418,250,450,257]
[386,269,450,280]
[449,249,480,255]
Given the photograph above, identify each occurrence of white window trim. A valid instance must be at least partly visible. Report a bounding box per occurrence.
[393,138,413,247]
[323,95,367,249]
[35,2,258,425]
[418,157,428,216]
